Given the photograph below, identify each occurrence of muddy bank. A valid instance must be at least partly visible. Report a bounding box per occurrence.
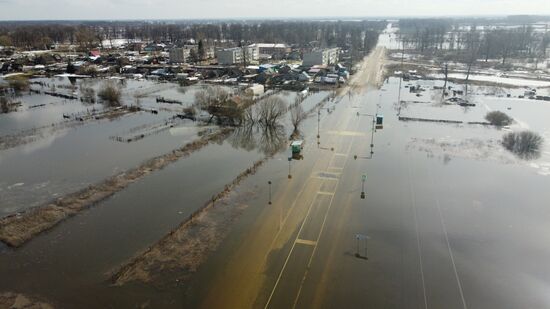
[0,128,233,248]
[110,155,271,287]
[0,106,140,151]
[0,292,54,309]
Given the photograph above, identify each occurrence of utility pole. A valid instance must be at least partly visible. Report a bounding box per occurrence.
[442,63,448,102]
[397,39,405,116]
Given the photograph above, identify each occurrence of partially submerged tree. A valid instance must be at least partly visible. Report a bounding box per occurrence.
[98,81,122,107]
[195,86,243,125]
[257,96,286,128]
[290,104,307,136]
[485,111,513,126]
[502,131,543,159]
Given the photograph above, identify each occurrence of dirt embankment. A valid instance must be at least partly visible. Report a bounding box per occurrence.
[0,292,53,309]
[0,128,234,248]
[110,155,271,287]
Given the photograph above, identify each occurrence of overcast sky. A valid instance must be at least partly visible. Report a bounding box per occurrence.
[1,0,549,20]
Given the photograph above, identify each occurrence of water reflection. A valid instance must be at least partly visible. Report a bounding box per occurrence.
[229,123,288,156]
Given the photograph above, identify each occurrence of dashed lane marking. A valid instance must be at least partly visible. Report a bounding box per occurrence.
[295,239,317,246]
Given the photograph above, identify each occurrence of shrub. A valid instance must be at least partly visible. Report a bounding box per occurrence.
[486,111,513,126]
[7,76,29,93]
[98,81,122,107]
[502,131,543,159]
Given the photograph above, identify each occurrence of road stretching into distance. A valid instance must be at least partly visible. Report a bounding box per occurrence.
[191,46,469,309]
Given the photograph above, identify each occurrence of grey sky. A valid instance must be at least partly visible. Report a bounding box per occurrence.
[0,0,549,20]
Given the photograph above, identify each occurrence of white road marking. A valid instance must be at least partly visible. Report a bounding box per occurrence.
[407,162,429,309]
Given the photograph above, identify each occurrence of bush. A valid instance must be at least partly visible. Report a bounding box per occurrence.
[502,131,543,159]
[486,111,513,126]
[78,65,99,77]
[182,107,196,116]
[98,81,122,107]
[1,96,10,113]
[7,76,29,93]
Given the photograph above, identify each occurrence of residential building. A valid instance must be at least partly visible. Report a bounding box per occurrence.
[169,48,189,64]
[254,43,291,56]
[216,45,258,65]
[302,48,340,66]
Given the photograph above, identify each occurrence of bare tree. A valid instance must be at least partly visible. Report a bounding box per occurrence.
[195,86,243,125]
[257,96,286,127]
[290,104,307,134]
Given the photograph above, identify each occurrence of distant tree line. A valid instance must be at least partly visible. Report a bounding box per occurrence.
[0,20,385,52]
[397,18,550,66]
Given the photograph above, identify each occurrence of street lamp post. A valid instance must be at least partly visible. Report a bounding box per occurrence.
[355,112,377,160]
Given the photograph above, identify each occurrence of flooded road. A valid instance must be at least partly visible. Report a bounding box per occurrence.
[184,49,550,309]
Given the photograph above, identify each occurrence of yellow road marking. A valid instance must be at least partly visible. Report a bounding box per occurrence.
[295,239,317,246]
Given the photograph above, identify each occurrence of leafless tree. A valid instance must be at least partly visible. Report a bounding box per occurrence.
[290,104,307,133]
[195,86,244,125]
[194,86,231,110]
[257,96,286,128]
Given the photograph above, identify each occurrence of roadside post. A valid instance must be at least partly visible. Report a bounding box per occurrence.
[288,156,292,179]
[355,234,368,260]
[268,181,272,205]
[361,174,367,199]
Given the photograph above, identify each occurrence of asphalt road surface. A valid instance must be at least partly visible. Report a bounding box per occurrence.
[195,46,467,309]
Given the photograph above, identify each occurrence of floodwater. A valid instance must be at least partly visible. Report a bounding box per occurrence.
[183,77,550,308]
[1,80,309,216]
[1,72,550,308]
